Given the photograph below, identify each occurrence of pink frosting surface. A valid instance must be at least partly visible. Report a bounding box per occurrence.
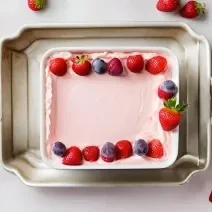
[45,51,173,165]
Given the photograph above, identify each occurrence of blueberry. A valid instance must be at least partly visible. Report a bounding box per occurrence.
[160,80,178,95]
[92,58,107,74]
[134,139,148,156]
[101,142,115,159]
[52,141,66,157]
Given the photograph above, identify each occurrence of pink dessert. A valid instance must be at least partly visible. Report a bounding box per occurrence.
[41,49,180,169]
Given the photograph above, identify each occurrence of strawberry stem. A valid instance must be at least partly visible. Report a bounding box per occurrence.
[195,2,206,15]
[163,97,188,113]
[35,0,46,9]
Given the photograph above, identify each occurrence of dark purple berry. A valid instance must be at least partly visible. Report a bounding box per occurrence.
[101,142,115,159]
[160,80,178,96]
[92,58,107,74]
[134,139,148,156]
[52,141,66,157]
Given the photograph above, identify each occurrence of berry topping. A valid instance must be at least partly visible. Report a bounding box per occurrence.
[82,146,100,162]
[180,1,206,19]
[158,80,178,100]
[92,58,107,74]
[72,55,91,76]
[146,139,164,158]
[126,55,144,73]
[159,97,188,131]
[115,140,133,160]
[62,146,82,165]
[107,58,123,76]
[146,56,167,75]
[28,0,46,11]
[52,141,67,157]
[101,142,116,162]
[49,58,67,76]
[134,139,148,156]
[156,0,180,12]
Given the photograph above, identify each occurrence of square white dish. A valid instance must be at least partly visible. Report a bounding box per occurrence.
[40,46,179,170]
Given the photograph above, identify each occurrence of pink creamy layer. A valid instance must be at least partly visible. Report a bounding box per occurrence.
[45,51,173,164]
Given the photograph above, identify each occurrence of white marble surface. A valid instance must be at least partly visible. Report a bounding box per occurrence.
[0,0,212,211]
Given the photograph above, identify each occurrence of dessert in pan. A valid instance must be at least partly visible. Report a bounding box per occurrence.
[41,48,187,169]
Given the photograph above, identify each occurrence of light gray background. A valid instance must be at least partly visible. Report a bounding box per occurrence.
[0,0,212,211]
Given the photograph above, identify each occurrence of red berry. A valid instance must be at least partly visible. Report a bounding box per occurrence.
[159,97,188,131]
[107,58,123,76]
[156,0,179,12]
[101,155,114,163]
[126,55,144,73]
[82,146,100,162]
[158,87,175,100]
[49,58,67,76]
[180,1,206,19]
[146,56,167,75]
[115,140,133,160]
[146,139,164,158]
[72,55,91,76]
[28,0,46,11]
[209,191,212,203]
[62,146,82,165]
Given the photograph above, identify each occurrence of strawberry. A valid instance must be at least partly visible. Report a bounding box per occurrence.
[82,146,100,162]
[180,1,206,19]
[62,146,82,165]
[156,0,180,12]
[146,56,167,75]
[49,58,67,76]
[28,0,46,11]
[146,139,164,158]
[115,140,133,160]
[107,58,123,76]
[72,55,91,76]
[209,191,212,203]
[126,55,144,73]
[159,97,188,131]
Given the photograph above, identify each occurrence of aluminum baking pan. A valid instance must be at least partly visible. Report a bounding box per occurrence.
[0,22,210,187]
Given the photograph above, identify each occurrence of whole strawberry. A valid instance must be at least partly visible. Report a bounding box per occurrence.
[107,58,123,76]
[62,146,82,165]
[156,0,180,12]
[82,146,100,162]
[159,97,188,131]
[126,55,144,73]
[146,139,164,158]
[49,58,67,76]
[180,1,206,19]
[72,55,91,76]
[115,140,133,160]
[28,0,46,11]
[146,56,167,75]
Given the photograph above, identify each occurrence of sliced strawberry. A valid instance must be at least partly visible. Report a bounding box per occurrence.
[62,146,82,165]
[82,146,100,162]
[115,140,133,160]
[146,139,164,158]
